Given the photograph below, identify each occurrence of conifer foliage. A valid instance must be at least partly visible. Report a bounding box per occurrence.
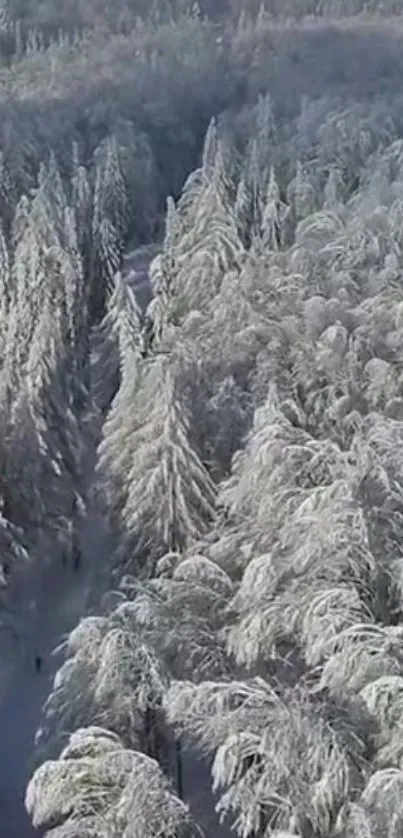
[3,6,403,838]
[23,95,403,838]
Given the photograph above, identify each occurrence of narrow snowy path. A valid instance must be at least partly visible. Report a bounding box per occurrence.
[182,747,232,838]
[0,442,111,836]
[0,570,86,836]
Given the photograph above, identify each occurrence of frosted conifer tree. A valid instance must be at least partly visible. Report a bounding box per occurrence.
[93,271,142,412]
[126,553,233,683]
[71,145,92,257]
[98,360,217,573]
[260,167,290,251]
[165,678,368,838]
[163,129,243,323]
[26,727,200,838]
[91,135,129,320]
[287,161,317,222]
[139,196,183,356]
[0,150,15,229]
[0,219,10,320]
[40,609,168,757]
[234,175,254,248]
[239,93,278,240]
[5,304,83,548]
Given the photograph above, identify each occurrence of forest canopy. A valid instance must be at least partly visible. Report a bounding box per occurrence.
[2,1,403,837]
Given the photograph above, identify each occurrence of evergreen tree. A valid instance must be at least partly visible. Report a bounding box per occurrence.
[166,678,369,838]
[26,727,200,838]
[41,609,168,756]
[98,359,217,574]
[6,303,84,548]
[91,135,129,322]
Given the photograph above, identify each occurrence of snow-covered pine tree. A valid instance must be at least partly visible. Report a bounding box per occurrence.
[0,219,10,321]
[239,93,278,242]
[91,135,129,322]
[6,302,83,552]
[125,552,234,683]
[92,271,142,413]
[139,196,182,357]
[165,677,369,838]
[164,128,243,322]
[0,150,16,230]
[286,161,317,223]
[260,166,290,251]
[71,144,92,258]
[98,356,217,576]
[26,726,201,838]
[40,607,168,757]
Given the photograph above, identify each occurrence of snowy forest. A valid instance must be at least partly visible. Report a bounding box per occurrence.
[4,0,403,837]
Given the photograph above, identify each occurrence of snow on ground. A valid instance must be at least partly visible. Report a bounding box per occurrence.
[182,746,233,838]
[0,422,111,836]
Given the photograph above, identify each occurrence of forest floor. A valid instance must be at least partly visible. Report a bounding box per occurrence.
[0,420,108,836]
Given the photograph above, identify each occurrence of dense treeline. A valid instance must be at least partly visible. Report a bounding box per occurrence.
[0,2,403,247]
[24,98,403,836]
[2,0,403,837]
[4,0,403,38]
